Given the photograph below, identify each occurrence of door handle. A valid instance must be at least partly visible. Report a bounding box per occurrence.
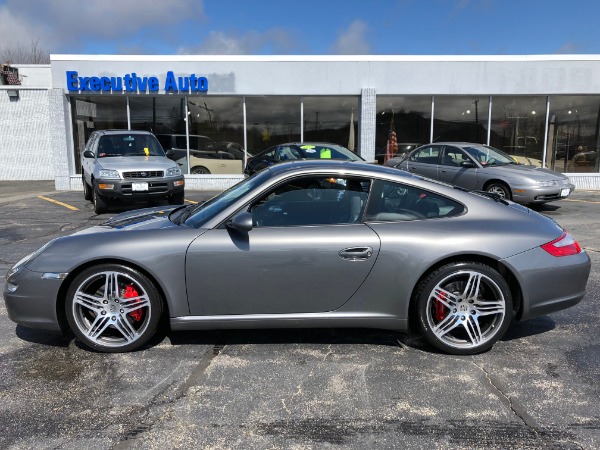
[339,246,373,261]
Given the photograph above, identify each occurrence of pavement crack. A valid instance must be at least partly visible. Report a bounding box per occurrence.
[470,361,546,444]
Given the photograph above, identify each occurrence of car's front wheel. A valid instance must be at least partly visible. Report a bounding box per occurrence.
[82,174,92,201]
[415,262,513,355]
[485,182,511,200]
[169,192,185,205]
[65,264,163,352]
[93,185,108,214]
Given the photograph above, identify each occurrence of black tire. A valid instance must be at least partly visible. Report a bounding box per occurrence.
[191,166,211,174]
[65,264,163,353]
[82,174,92,201]
[485,182,511,200]
[169,191,185,205]
[415,262,513,355]
[93,186,108,214]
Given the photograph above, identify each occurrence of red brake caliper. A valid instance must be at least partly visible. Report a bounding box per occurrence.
[435,291,448,322]
[124,285,143,322]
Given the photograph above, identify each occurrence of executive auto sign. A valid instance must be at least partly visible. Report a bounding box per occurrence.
[66,71,208,93]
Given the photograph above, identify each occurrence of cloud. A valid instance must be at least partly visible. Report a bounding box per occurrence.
[555,42,583,54]
[0,0,206,53]
[178,29,298,55]
[329,20,370,55]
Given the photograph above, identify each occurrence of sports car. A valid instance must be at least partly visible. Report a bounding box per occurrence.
[4,160,591,355]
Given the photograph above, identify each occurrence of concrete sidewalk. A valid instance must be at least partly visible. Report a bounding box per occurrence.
[0,180,57,204]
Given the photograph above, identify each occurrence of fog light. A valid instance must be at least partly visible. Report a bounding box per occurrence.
[174,180,185,187]
[6,282,17,293]
[98,184,114,190]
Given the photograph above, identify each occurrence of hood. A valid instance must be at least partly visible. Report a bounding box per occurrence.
[483,163,568,180]
[72,206,181,235]
[96,156,178,171]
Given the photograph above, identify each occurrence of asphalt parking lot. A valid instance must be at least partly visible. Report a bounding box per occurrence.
[0,185,599,449]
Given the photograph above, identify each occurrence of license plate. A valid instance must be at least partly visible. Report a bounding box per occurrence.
[560,188,570,197]
[132,182,149,192]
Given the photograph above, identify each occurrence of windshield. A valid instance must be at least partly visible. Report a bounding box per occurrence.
[182,170,271,228]
[97,134,166,158]
[296,144,364,161]
[463,145,516,166]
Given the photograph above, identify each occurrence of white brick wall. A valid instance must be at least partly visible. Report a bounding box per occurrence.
[0,89,53,180]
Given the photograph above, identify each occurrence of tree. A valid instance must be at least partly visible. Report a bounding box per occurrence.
[0,40,50,64]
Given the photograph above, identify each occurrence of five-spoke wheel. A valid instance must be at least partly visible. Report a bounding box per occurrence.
[416,262,512,354]
[65,264,162,352]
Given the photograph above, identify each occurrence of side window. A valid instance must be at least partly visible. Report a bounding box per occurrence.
[262,148,277,161]
[250,176,371,227]
[365,179,465,222]
[441,147,469,166]
[410,146,440,164]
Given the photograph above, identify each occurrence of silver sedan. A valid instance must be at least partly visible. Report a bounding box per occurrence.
[394,142,575,204]
[4,160,591,355]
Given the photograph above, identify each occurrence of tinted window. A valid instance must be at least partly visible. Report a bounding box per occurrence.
[250,176,371,227]
[365,179,465,222]
[296,144,363,161]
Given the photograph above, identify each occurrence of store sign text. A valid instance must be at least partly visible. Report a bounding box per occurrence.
[66,71,209,93]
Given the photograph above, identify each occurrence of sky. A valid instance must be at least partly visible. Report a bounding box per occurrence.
[1,0,599,56]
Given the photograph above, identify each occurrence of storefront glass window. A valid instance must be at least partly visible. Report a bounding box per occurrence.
[376,96,432,164]
[71,96,127,174]
[547,96,600,173]
[185,97,245,175]
[433,96,489,144]
[246,96,301,156]
[489,96,547,163]
[303,96,359,150]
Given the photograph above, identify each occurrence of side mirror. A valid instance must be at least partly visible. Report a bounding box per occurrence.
[460,160,477,168]
[166,149,175,158]
[83,150,95,159]
[226,211,253,232]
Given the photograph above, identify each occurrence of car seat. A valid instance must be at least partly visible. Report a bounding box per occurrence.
[415,198,439,218]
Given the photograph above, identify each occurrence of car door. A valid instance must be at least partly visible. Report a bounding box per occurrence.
[81,133,98,183]
[436,146,479,190]
[185,175,381,316]
[404,145,441,180]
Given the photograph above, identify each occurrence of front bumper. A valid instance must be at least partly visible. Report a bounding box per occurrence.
[95,175,184,201]
[4,267,65,331]
[511,182,575,204]
[502,246,591,321]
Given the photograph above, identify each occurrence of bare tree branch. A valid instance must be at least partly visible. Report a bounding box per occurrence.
[1,39,50,64]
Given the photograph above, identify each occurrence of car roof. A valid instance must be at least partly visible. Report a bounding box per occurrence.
[266,159,418,179]
[96,129,155,136]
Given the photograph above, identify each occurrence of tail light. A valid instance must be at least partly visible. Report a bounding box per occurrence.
[541,231,582,257]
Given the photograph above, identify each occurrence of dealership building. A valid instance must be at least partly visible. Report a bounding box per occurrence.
[1,54,600,191]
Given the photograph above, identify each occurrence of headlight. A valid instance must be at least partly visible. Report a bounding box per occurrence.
[167,166,182,177]
[5,240,56,281]
[99,169,120,179]
[537,180,558,187]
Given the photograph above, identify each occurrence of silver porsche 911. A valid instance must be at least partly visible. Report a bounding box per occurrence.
[4,160,591,355]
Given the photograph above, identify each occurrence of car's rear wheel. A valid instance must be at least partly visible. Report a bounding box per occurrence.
[82,174,92,201]
[169,191,185,205]
[191,166,211,174]
[485,182,511,200]
[65,264,162,352]
[415,262,512,355]
[93,185,108,214]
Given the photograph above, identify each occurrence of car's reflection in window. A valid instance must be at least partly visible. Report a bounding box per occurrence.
[250,176,371,227]
[364,179,465,222]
